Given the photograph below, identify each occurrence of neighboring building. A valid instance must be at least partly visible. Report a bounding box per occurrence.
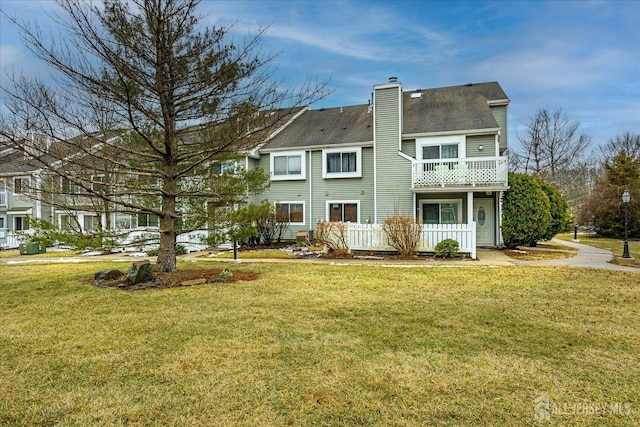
[247,78,510,254]
[0,146,49,248]
[1,78,510,256]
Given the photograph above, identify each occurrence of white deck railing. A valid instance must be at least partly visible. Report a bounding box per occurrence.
[0,231,31,249]
[412,157,508,189]
[348,222,476,259]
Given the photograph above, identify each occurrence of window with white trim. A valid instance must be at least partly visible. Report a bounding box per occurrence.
[13,177,30,195]
[92,175,106,194]
[14,216,30,231]
[323,147,362,178]
[115,214,133,230]
[137,213,159,228]
[276,202,304,225]
[420,199,462,224]
[270,151,305,180]
[84,215,98,231]
[0,180,6,207]
[220,160,237,175]
[60,214,80,231]
[422,144,458,160]
[62,177,82,195]
[327,201,359,223]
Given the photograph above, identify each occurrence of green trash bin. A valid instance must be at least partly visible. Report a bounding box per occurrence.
[19,243,47,255]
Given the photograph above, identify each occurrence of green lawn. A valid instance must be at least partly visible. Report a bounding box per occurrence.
[0,249,77,259]
[1,261,639,426]
[556,233,640,267]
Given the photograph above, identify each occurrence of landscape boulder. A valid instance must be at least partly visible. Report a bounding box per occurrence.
[94,269,123,282]
[128,260,155,284]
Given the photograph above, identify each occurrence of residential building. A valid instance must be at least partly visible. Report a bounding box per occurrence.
[1,78,510,257]
[247,78,510,256]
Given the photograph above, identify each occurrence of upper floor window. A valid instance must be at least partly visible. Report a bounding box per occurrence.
[13,177,30,195]
[220,160,237,175]
[0,180,6,207]
[423,144,458,160]
[62,177,82,195]
[270,151,305,181]
[323,147,362,178]
[92,175,106,194]
[417,136,463,163]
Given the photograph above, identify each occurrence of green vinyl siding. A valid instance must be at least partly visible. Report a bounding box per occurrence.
[466,135,496,157]
[311,147,374,225]
[401,139,416,158]
[491,105,508,151]
[374,85,412,221]
[251,147,375,239]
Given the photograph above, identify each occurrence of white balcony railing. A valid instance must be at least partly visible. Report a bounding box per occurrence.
[412,157,508,189]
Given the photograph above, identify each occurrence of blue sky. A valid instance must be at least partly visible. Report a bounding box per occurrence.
[1,0,639,153]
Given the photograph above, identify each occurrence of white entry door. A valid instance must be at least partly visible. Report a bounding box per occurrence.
[474,198,495,246]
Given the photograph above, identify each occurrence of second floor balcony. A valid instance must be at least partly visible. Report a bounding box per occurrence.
[412,157,508,190]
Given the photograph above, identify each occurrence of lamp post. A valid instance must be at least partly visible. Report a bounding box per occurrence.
[622,190,631,259]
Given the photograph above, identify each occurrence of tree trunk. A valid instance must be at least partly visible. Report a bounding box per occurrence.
[156,162,178,272]
[156,193,177,272]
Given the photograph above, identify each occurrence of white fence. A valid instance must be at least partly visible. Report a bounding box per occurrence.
[348,222,476,259]
[0,228,209,252]
[0,231,30,249]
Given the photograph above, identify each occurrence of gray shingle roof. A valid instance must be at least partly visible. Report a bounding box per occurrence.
[403,82,507,135]
[261,104,373,150]
[261,81,508,151]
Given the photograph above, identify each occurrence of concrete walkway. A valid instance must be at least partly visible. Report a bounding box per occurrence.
[522,238,639,272]
[1,239,637,272]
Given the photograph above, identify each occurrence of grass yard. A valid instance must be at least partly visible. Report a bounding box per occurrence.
[1,261,639,426]
[0,249,77,259]
[557,233,640,267]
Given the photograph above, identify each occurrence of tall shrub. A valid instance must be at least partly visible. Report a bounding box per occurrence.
[382,215,422,258]
[537,179,570,240]
[316,221,350,256]
[502,173,551,248]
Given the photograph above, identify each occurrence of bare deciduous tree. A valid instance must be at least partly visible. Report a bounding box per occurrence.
[0,0,328,271]
[516,107,592,181]
[599,131,640,163]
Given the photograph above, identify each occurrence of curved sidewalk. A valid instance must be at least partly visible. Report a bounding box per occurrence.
[522,238,639,272]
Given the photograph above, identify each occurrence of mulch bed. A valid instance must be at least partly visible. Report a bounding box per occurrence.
[90,268,259,291]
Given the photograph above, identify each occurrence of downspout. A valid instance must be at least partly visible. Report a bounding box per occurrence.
[34,173,41,221]
[372,93,377,224]
[308,150,312,230]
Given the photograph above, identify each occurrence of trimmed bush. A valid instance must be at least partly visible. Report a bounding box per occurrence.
[538,180,569,240]
[502,173,552,249]
[434,239,459,258]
